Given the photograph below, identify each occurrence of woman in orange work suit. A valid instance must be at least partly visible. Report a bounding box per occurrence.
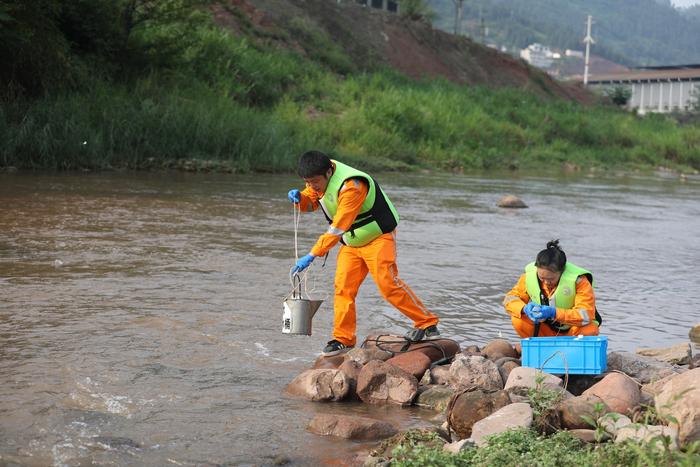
[503,240,602,338]
[287,151,440,356]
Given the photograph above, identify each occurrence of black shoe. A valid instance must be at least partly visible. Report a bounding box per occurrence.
[322,339,353,356]
[424,325,440,339]
[404,325,440,342]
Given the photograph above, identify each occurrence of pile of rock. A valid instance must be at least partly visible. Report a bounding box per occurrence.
[285,330,699,463]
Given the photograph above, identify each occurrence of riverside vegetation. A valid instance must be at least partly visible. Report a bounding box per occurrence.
[1,1,699,173]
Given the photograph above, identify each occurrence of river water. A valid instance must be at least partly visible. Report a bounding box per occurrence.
[1,170,698,466]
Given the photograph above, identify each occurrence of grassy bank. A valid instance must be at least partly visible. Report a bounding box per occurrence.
[3,71,700,173]
[1,3,699,173]
[389,428,700,467]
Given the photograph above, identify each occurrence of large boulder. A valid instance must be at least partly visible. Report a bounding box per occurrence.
[307,414,397,440]
[386,351,432,380]
[636,343,692,366]
[415,386,456,412]
[286,369,350,402]
[446,387,511,440]
[654,367,700,448]
[363,334,460,363]
[496,358,521,386]
[481,339,518,360]
[449,355,503,391]
[615,424,680,451]
[504,367,563,396]
[600,413,633,437]
[430,365,451,385]
[558,394,609,430]
[356,360,418,406]
[497,195,528,208]
[338,359,363,401]
[607,351,680,384]
[343,348,372,365]
[312,354,345,369]
[582,372,641,415]
[471,402,534,447]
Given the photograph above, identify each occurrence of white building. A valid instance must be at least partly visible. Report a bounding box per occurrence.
[520,43,554,69]
[586,65,700,113]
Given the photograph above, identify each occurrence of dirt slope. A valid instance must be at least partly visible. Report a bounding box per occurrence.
[215,0,594,103]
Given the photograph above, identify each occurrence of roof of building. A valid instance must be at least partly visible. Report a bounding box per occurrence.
[587,64,700,83]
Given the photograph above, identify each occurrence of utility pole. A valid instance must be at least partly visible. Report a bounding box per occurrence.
[453,0,464,35]
[583,15,595,86]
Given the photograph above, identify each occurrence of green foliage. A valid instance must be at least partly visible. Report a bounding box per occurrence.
[1,0,700,172]
[399,0,436,23]
[181,27,309,106]
[389,428,700,467]
[287,16,356,75]
[604,86,633,107]
[526,372,564,433]
[0,0,215,95]
[0,0,73,95]
[0,79,307,171]
[580,402,614,443]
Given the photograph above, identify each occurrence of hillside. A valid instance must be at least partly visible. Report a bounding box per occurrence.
[428,0,700,67]
[214,0,592,102]
[2,0,699,173]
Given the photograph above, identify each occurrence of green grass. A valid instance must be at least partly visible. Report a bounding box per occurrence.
[389,428,700,467]
[2,15,699,172]
[0,78,308,172]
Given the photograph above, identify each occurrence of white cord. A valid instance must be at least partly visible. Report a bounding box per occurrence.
[293,201,300,261]
[289,201,311,297]
[287,199,327,301]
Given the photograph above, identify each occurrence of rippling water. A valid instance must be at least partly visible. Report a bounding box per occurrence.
[1,170,698,465]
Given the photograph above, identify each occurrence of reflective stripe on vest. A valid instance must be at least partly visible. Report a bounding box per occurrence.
[318,160,399,247]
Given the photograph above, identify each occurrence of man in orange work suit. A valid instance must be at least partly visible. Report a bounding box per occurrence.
[503,240,602,337]
[287,151,440,356]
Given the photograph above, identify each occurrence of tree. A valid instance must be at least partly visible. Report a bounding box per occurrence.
[0,0,215,95]
[399,0,435,23]
[604,85,632,107]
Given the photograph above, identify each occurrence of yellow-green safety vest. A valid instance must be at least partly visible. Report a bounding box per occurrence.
[524,261,593,310]
[319,160,399,247]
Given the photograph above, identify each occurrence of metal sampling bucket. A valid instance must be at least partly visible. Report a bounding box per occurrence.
[282,275,323,335]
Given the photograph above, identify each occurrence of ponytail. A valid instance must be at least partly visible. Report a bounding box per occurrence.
[535,239,567,272]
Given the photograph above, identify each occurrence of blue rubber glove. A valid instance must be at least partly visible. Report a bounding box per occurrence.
[288,189,301,204]
[523,302,542,322]
[538,305,557,321]
[523,303,556,323]
[292,254,315,274]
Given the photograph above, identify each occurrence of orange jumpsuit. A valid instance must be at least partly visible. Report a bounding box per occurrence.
[503,273,599,338]
[298,177,438,346]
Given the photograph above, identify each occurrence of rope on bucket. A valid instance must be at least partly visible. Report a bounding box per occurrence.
[285,198,329,303]
[286,201,316,300]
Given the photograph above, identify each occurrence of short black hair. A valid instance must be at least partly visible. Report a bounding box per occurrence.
[535,239,567,272]
[297,150,332,178]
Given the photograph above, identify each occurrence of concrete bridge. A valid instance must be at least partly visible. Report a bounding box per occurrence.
[587,65,700,114]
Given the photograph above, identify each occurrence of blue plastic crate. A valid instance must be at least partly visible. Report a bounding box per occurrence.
[521,336,608,375]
